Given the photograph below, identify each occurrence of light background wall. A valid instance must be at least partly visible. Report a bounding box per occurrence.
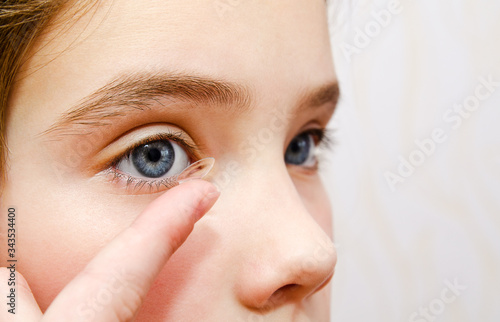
[324,0,500,321]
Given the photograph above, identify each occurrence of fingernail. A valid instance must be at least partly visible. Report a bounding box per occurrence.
[206,190,220,199]
[193,189,220,221]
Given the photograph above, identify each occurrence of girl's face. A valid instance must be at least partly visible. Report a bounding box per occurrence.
[2,0,338,320]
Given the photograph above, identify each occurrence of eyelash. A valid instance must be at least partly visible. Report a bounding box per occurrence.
[297,127,334,171]
[306,127,333,149]
[104,128,333,193]
[317,128,335,171]
[104,131,198,193]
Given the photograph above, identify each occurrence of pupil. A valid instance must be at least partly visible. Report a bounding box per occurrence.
[147,148,161,162]
[132,141,175,178]
[290,141,301,153]
[285,134,311,165]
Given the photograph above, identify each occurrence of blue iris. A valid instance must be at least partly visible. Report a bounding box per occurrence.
[131,141,175,178]
[285,133,312,165]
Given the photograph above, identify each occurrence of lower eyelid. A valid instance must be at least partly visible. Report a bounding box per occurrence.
[92,131,197,194]
[287,163,319,176]
[104,168,180,194]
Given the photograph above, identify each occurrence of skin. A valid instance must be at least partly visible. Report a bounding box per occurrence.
[0,0,338,321]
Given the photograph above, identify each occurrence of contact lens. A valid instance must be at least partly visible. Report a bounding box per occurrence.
[175,157,215,184]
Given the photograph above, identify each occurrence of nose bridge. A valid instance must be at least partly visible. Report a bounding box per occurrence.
[230,164,337,310]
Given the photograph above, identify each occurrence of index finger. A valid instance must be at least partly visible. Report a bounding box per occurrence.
[42,180,219,322]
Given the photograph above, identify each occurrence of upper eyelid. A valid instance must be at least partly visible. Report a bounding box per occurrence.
[91,125,200,172]
[294,127,328,144]
[121,133,195,159]
[108,133,198,169]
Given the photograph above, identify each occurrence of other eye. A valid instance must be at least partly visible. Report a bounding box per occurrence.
[285,130,323,168]
[116,139,190,180]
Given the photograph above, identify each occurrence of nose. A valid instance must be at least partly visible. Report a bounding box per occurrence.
[232,169,337,310]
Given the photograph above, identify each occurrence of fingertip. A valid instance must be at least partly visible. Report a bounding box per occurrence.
[148,179,220,219]
[177,178,219,196]
[174,179,220,222]
[193,184,221,221]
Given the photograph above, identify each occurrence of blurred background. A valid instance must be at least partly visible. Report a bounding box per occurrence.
[324,0,500,321]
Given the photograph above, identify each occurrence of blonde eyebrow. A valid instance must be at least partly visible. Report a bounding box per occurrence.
[298,81,339,112]
[42,72,252,136]
[41,71,339,137]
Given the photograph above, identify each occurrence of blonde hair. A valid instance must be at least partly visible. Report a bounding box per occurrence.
[0,1,66,182]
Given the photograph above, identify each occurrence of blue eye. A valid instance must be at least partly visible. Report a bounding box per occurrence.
[131,141,174,177]
[117,140,189,179]
[285,132,317,167]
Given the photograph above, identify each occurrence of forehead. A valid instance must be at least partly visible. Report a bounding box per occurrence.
[14,0,334,128]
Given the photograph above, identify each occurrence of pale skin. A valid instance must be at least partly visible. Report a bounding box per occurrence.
[0,0,338,321]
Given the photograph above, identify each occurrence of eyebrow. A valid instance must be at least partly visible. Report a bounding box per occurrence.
[42,72,339,137]
[298,80,339,113]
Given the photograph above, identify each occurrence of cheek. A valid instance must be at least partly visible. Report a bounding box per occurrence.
[294,175,333,236]
[2,172,148,311]
[135,223,223,320]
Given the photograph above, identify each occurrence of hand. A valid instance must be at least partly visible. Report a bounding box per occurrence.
[1,180,220,322]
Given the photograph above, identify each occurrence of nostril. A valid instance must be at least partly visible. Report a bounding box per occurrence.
[265,284,300,309]
[274,283,299,297]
